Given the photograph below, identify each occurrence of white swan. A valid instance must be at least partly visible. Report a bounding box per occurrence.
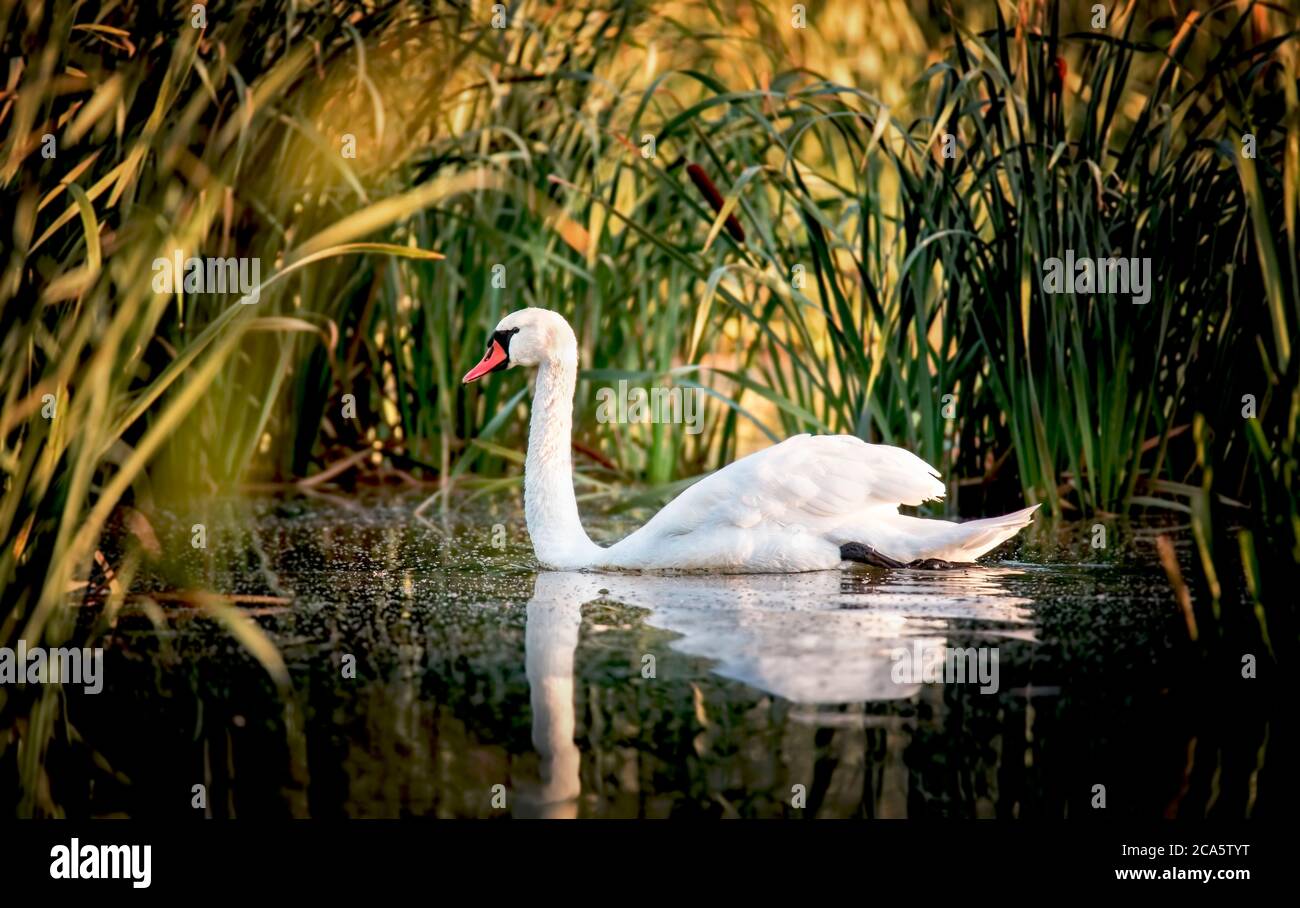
[462,308,1038,573]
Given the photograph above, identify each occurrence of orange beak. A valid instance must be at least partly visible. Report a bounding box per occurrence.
[462,339,508,383]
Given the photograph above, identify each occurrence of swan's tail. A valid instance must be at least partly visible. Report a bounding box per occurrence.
[847,504,1040,564]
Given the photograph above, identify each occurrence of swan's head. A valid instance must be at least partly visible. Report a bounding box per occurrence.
[462,307,576,383]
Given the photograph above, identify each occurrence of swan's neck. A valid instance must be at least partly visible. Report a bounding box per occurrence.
[525,352,601,569]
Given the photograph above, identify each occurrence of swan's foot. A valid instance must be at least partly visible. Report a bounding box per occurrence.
[840,544,967,571]
[905,557,964,570]
[839,542,906,568]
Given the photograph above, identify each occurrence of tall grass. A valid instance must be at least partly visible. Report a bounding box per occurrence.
[244,0,1298,527]
[0,0,449,812]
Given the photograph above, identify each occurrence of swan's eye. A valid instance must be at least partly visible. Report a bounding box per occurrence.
[489,326,520,353]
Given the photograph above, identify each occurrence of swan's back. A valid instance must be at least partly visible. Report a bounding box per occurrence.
[638,433,944,535]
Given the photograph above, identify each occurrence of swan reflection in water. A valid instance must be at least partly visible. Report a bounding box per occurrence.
[518,567,1034,816]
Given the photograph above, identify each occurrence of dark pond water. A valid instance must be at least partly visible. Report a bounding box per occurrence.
[37,492,1293,818]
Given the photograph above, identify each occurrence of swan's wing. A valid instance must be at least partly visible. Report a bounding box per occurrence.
[642,434,945,535]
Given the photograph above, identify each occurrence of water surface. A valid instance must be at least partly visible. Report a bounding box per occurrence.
[48,492,1288,818]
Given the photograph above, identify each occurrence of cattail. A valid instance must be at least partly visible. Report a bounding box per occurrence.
[686,162,745,243]
[1051,55,1067,92]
